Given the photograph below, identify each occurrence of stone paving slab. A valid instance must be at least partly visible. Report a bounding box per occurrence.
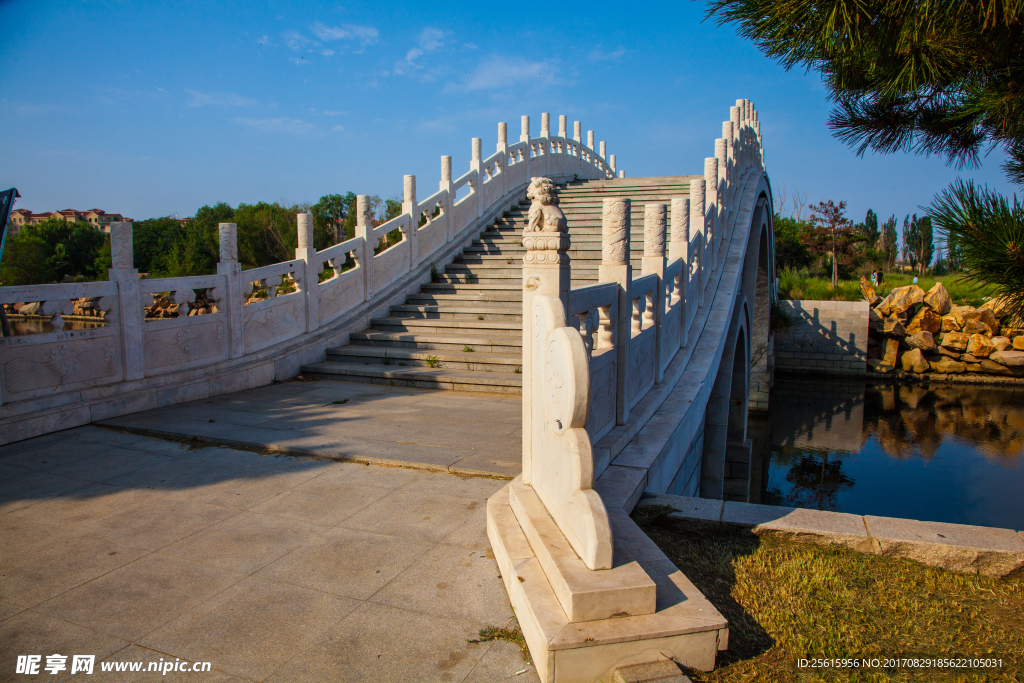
[101,379,522,478]
[0,423,538,683]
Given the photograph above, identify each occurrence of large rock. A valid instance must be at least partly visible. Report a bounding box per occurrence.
[869,307,885,332]
[981,359,1014,376]
[883,317,906,337]
[875,292,895,317]
[950,305,974,328]
[941,314,962,333]
[905,331,936,351]
[990,350,1024,367]
[991,336,1012,352]
[980,295,1010,317]
[930,358,966,374]
[964,308,1000,336]
[868,358,895,374]
[941,331,971,351]
[901,348,930,373]
[923,282,952,315]
[1014,336,1024,351]
[966,334,996,358]
[906,307,942,335]
[886,285,926,315]
[965,362,983,373]
[882,338,900,366]
[860,276,880,306]
[937,346,962,359]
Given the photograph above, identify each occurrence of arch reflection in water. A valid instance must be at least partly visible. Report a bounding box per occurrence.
[758,377,1024,529]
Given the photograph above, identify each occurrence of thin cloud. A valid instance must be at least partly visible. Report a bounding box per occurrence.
[589,45,626,62]
[310,21,379,46]
[236,117,316,135]
[282,30,311,51]
[184,90,255,107]
[332,124,345,132]
[447,55,559,92]
[321,49,334,56]
[393,27,448,76]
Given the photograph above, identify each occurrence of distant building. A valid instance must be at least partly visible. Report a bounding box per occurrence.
[7,208,133,237]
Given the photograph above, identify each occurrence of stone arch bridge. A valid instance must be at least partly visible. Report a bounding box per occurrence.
[0,101,775,681]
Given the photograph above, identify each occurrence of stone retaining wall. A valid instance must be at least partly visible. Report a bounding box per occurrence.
[774,300,869,376]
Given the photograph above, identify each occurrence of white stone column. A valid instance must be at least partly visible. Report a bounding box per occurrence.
[599,197,632,425]
[540,112,550,137]
[215,222,244,359]
[354,195,374,299]
[670,198,690,348]
[619,170,625,178]
[690,179,706,309]
[441,155,454,242]
[558,115,567,138]
[540,113,551,176]
[108,221,144,379]
[521,178,571,485]
[573,121,582,176]
[573,120,582,142]
[470,137,483,219]
[715,138,728,251]
[497,122,508,197]
[610,154,616,173]
[704,157,719,271]
[643,203,667,384]
[520,115,531,178]
[722,122,735,208]
[403,175,419,268]
[599,141,606,160]
[296,213,319,332]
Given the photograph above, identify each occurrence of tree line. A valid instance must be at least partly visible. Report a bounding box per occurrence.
[0,193,402,286]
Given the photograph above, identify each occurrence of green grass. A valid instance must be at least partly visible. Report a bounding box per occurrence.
[778,269,998,307]
[632,506,1024,683]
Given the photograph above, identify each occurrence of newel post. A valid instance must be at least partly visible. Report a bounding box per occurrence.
[520,116,531,179]
[670,198,690,348]
[470,139,482,219]
[600,197,632,425]
[296,213,319,332]
[216,222,244,358]
[440,155,454,243]
[540,112,551,176]
[521,177,571,485]
[108,221,144,380]
[403,175,419,269]
[690,179,706,309]
[354,195,374,300]
[497,122,508,199]
[715,137,729,244]
[643,204,667,384]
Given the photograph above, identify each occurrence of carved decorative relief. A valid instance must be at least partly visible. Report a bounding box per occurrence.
[584,360,616,440]
[144,321,227,370]
[4,337,121,395]
[644,204,667,257]
[628,334,655,402]
[318,277,363,323]
[522,177,569,266]
[219,224,238,263]
[110,223,134,270]
[601,198,630,265]
[244,300,303,349]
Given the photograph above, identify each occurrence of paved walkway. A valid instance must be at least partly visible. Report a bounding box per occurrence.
[0,380,535,682]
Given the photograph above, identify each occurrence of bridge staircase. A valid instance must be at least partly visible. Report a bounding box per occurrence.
[301,177,693,393]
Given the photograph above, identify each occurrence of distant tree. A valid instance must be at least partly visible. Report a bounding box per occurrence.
[855,209,879,245]
[0,225,52,285]
[773,214,812,270]
[881,215,898,271]
[311,192,356,244]
[808,200,854,289]
[0,218,107,285]
[901,216,914,271]
[901,214,935,274]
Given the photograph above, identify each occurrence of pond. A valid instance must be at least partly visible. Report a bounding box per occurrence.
[757,377,1024,530]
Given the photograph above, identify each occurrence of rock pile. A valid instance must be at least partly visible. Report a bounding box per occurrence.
[144,291,216,319]
[863,277,1024,379]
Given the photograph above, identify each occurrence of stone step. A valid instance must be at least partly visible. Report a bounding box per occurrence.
[389,304,523,322]
[349,330,522,352]
[407,292,524,303]
[300,362,522,394]
[327,345,521,372]
[369,317,522,336]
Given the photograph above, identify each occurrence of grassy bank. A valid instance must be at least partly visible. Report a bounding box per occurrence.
[778,270,997,307]
[632,506,1024,682]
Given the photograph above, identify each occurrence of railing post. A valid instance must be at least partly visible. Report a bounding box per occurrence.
[296,213,319,332]
[704,157,719,271]
[216,222,244,358]
[599,197,631,426]
[587,130,595,177]
[440,155,453,243]
[609,154,616,174]
[731,105,742,171]
[599,141,606,160]
[670,198,690,347]
[403,175,419,268]
[520,115,531,179]
[108,221,144,380]
[722,122,734,211]
[521,177,571,485]
[573,120,582,176]
[642,204,667,384]
[690,179,706,309]
[470,138,482,219]
[497,122,508,198]
[540,112,551,176]
[715,138,728,246]
[355,195,374,300]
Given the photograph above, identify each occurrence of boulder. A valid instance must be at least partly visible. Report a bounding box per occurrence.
[882,338,900,366]
[964,308,1000,336]
[966,334,996,358]
[901,348,930,373]
[884,317,907,337]
[990,350,1024,367]
[1014,336,1024,351]
[980,295,1010,317]
[961,353,982,363]
[906,307,942,335]
[923,282,953,315]
[981,359,1015,376]
[875,292,895,317]
[937,346,962,359]
[941,331,971,351]
[930,358,966,374]
[965,362,983,373]
[991,336,1012,351]
[868,358,895,374]
[860,276,880,306]
[869,307,885,332]
[941,314,962,333]
[887,285,926,315]
[905,331,936,351]
[951,305,974,328]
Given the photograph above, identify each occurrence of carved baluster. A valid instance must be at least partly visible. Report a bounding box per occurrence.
[631,297,643,335]
[597,304,614,350]
[42,299,72,331]
[644,292,655,328]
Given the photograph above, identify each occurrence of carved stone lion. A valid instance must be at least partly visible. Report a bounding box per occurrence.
[526,177,566,234]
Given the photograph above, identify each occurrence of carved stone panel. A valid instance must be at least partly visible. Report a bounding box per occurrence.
[628,332,656,406]
[318,276,364,326]
[584,359,616,443]
[3,336,122,396]
[144,320,228,372]
[243,298,305,352]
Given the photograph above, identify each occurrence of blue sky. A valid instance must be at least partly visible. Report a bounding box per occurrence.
[0,0,1016,226]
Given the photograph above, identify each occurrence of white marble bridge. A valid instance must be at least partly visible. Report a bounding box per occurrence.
[0,101,775,682]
